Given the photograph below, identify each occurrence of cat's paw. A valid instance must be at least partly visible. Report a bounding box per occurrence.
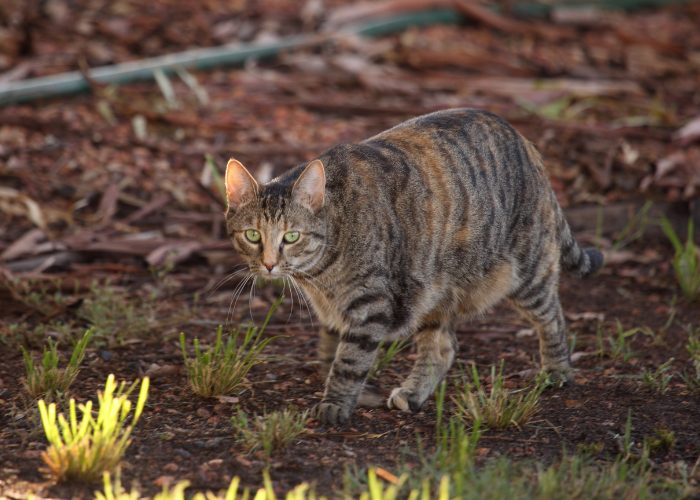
[542,362,573,384]
[516,365,573,386]
[387,387,424,413]
[313,401,350,425]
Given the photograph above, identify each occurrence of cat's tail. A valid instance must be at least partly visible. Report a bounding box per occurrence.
[558,218,604,278]
[523,138,603,278]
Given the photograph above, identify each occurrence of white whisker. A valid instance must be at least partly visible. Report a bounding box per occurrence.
[227,273,254,325]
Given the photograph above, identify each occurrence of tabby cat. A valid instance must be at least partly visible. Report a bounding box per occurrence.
[224,108,603,425]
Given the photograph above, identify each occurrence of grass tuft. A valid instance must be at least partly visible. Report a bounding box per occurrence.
[367,338,411,380]
[641,358,675,394]
[453,361,547,430]
[660,218,700,301]
[77,284,156,345]
[681,326,700,393]
[597,321,643,361]
[38,374,149,483]
[22,328,93,399]
[232,407,308,458]
[180,299,278,398]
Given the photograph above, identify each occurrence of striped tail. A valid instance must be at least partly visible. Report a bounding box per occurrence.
[558,215,604,278]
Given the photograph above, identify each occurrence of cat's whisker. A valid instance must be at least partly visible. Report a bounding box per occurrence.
[207,267,250,296]
[248,275,257,322]
[227,273,254,325]
[290,275,314,328]
[284,276,295,323]
[287,274,303,320]
[226,274,248,324]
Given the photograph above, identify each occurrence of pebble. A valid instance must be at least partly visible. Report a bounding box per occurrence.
[174,448,193,459]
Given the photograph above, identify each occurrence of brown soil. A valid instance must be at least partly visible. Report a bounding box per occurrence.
[1,239,700,498]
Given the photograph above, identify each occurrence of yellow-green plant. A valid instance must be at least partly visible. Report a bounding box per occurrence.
[232,408,308,457]
[454,362,547,430]
[96,470,323,499]
[22,328,93,398]
[180,300,279,397]
[94,469,139,500]
[661,218,700,300]
[358,468,449,500]
[38,374,149,482]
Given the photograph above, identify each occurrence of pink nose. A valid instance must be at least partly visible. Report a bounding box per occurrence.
[264,262,275,272]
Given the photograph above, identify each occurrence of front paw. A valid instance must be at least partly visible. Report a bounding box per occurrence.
[541,362,573,385]
[313,401,351,425]
[387,387,423,413]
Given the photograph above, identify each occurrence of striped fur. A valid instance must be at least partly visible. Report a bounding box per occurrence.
[224,108,603,425]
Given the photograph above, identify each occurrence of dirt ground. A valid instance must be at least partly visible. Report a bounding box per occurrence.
[1,239,700,498]
[1,0,700,498]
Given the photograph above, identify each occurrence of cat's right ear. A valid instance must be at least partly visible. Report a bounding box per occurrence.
[225,159,258,210]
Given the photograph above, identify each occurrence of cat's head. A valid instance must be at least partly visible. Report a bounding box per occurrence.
[223,158,327,278]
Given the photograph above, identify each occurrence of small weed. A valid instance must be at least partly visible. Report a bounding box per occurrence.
[232,407,308,457]
[681,327,700,393]
[453,361,547,430]
[660,218,700,301]
[598,321,641,361]
[535,453,654,499]
[94,469,139,500]
[645,427,676,453]
[153,480,191,500]
[22,328,93,399]
[38,374,149,482]
[641,358,675,394]
[180,299,278,398]
[97,472,259,500]
[0,276,74,317]
[359,468,449,500]
[680,369,700,394]
[576,442,605,456]
[78,284,156,345]
[687,327,700,366]
[367,338,411,380]
[612,201,653,251]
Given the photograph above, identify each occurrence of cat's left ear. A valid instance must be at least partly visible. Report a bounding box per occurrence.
[292,159,325,213]
[225,158,258,210]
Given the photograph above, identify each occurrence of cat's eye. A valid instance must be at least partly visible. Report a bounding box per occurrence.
[244,229,261,243]
[283,231,300,244]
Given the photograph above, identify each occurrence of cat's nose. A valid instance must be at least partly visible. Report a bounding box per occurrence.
[263,262,275,272]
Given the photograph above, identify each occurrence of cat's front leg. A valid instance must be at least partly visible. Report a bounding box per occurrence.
[314,327,383,425]
[317,326,340,378]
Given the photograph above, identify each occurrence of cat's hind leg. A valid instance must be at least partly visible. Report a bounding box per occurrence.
[510,270,572,381]
[387,320,457,412]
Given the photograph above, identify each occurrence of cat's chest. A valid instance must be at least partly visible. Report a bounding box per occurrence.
[298,281,347,332]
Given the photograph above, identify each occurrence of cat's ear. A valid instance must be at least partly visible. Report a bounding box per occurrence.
[225,159,258,210]
[292,159,325,213]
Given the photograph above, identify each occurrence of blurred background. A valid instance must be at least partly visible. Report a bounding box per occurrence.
[1,0,699,278]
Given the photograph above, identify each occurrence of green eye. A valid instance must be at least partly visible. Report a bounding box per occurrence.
[283,231,300,244]
[244,229,261,243]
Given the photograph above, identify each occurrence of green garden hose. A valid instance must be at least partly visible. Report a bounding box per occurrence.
[0,0,687,106]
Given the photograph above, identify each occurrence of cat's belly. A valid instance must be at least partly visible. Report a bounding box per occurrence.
[455,260,518,316]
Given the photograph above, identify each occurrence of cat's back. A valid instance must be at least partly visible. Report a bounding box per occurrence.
[319,108,542,211]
